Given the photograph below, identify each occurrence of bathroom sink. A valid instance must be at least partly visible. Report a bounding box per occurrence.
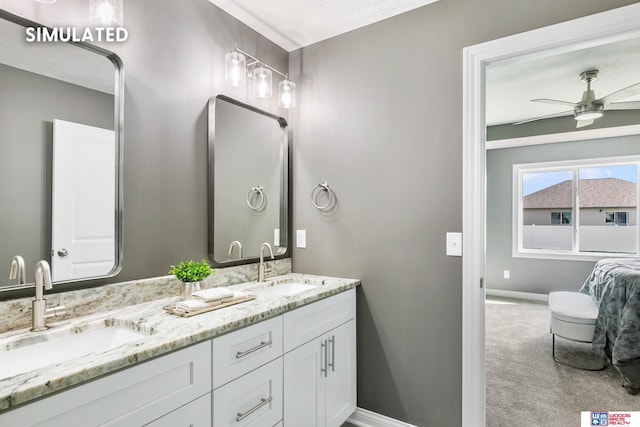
[0,322,149,380]
[256,282,318,296]
[250,277,325,297]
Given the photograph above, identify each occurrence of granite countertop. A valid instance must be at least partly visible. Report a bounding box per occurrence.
[0,273,360,412]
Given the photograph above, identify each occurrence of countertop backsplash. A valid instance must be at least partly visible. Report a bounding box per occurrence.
[0,258,292,334]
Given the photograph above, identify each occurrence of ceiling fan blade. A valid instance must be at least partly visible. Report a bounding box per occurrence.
[598,81,640,105]
[531,98,579,107]
[606,101,640,110]
[512,110,573,125]
[576,119,594,128]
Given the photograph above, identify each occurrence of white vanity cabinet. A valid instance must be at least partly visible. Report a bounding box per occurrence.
[0,341,212,427]
[283,289,357,427]
[0,288,356,427]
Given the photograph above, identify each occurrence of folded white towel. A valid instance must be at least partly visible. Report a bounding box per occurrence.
[175,299,222,314]
[192,287,234,302]
[222,290,250,303]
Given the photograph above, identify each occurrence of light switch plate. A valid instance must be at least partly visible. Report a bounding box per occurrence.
[446,232,462,256]
[274,229,280,247]
[296,230,306,248]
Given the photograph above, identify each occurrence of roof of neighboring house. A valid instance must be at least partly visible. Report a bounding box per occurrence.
[523,178,637,209]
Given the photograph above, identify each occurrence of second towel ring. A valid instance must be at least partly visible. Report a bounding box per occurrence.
[247,186,266,211]
[311,182,334,210]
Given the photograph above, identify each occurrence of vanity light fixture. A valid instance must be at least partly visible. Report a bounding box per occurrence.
[90,0,123,26]
[224,47,296,108]
[34,0,57,3]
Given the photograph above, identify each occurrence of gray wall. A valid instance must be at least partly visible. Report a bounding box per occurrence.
[0,0,288,293]
[487,135,640,294]
[0,63,113,284]
[488,110,640,140]
[289,1,639,425]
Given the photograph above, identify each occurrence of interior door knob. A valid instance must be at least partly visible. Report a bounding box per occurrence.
[57,248,69,257]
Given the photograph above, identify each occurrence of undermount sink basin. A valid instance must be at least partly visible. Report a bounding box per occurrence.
[0,322,149,380]
[255,282,318,296]
[251,277,325,297]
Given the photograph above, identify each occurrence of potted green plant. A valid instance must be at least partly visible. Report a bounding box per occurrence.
[168,260,214,300]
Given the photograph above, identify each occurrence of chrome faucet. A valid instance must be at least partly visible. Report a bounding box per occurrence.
[32,260,65,332]
[258,243,275,282]
[228,240,243,259]
[9,255,26,284]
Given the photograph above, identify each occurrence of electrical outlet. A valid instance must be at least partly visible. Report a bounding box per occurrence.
[503,270,510,279]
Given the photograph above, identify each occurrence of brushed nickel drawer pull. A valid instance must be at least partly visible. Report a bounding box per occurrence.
[329,335,335,372]
[321,339,328,377]
[236,396,273,422]
[235,340,273,359]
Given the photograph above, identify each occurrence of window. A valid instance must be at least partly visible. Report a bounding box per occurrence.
[606,211,628,225]
[514,156,639,260]
[551,211,572,225]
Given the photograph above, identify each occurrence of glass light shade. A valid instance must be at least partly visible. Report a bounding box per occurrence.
[278,79,296,108]
[224,51,246,87]
[253,65,272,98]
[575,110,604,121]
[90,0,123,26]
[35,0,57,3]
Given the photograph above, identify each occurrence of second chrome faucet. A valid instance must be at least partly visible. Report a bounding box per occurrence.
[32,260,65,332]
[258,243,274,282]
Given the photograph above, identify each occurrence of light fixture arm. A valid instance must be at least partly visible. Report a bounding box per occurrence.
[236,48,288,79]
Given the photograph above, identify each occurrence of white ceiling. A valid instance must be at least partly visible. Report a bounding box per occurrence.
[486,36,640,126]
[208,0,439,52]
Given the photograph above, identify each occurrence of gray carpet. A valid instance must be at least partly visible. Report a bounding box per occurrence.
[486,296,640,426]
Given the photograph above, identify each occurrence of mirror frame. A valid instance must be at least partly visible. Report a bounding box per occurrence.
[207,95,289,267]
[0,9,124,292]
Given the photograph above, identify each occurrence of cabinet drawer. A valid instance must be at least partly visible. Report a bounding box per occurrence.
[213,357,283,427]
[0,341,211,427]
[283,289,355,353]
[213,316,283,388]
[145,393,211,427]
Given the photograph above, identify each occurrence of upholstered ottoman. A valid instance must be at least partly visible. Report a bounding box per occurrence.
[548,291,604,370]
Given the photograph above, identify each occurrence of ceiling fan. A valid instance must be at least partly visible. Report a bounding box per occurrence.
[514,69,640,128]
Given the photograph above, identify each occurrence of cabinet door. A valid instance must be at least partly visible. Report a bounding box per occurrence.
[325,320,357,427]
[145,394,211,427]
[283,336,325,427]
[213,357,283,427]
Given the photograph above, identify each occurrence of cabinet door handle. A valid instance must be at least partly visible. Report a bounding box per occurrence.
[236,396,273,422]
[235,339,273,359]
[329,335,335,372]
[321,339,328,377]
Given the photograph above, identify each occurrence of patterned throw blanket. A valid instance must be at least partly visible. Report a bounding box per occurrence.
[580,258,640,395]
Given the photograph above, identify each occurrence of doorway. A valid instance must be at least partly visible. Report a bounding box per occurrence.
[461,4,640,425]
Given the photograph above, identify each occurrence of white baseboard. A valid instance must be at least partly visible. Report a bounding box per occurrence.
[346,407,419,427]
[486,288,548,302]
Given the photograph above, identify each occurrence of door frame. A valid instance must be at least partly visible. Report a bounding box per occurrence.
[461,4,640,425]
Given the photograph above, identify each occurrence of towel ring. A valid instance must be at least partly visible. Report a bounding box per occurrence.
[311,182,333,210]
[247,186,266,211]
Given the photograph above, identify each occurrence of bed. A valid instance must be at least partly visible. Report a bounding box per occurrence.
[579,258,640,395]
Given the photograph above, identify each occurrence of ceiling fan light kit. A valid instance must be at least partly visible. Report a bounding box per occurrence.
[514,68,640,128]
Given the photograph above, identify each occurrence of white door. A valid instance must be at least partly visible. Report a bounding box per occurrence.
[283,337,325,427]
[325,321,357,427]
[52,119,115,282]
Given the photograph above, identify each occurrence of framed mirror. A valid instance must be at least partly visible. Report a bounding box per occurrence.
[0,10,124,290]
[208,95,288,266]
